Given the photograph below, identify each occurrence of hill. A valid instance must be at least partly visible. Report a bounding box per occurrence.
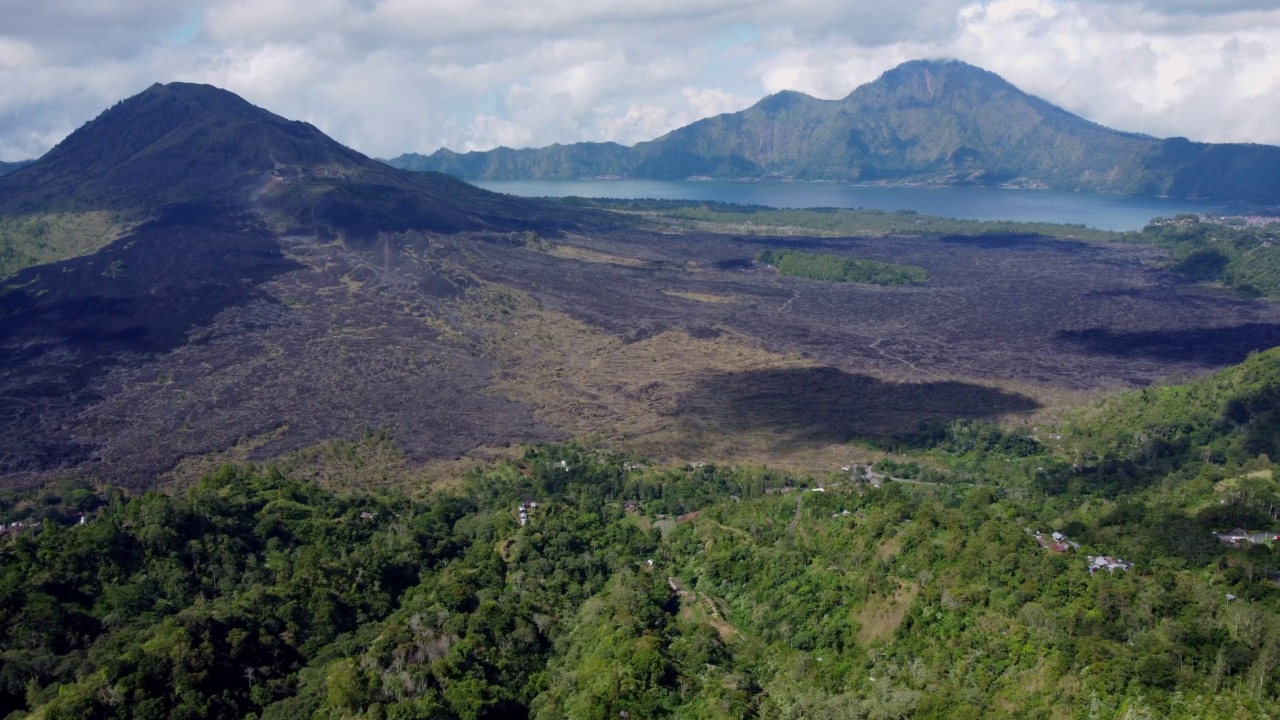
[388,59,1280,205]
[1118,214,1280,300]
[0,82,598,277]
[0,81,593,274]
[0,82,584,237]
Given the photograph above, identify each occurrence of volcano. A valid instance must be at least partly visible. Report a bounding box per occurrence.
[2,80,1279,489]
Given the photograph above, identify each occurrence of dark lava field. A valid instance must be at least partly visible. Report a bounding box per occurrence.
[4,213,1280,486]
[478,229,1280,386]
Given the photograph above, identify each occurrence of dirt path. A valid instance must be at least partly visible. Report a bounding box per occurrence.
[869,337,943,380]
[668,577,738,639]
[789,494,803,536]
[779,289,801,313]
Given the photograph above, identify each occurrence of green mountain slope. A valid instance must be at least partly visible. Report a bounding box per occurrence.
[1064,346,1280,481]
[1118,215,1280,299]
[875,345,1280,510]
[392,141,635,180]
[0,160,30,178]
[388,59,1280,204]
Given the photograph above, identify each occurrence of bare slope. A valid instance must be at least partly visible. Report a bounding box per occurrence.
[0,82,597,276]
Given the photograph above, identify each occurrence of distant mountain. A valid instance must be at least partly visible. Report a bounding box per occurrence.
[388,59,1280,205]
[0,160,31,178]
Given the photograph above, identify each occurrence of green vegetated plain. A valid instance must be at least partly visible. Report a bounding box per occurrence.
[559,197,1119,242]
[757,248,929,286]
[5,351,1280,719]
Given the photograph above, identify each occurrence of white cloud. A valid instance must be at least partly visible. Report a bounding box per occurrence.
[942,0,1280,143]
[1,0,1280,161]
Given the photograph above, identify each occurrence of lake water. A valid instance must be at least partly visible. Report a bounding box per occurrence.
[473,179,1230,232]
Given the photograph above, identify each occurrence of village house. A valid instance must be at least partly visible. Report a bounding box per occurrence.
[516,500,539,527]
[1031,529,1079,552]
[0,519,35,538]
[1087,555,1134,573]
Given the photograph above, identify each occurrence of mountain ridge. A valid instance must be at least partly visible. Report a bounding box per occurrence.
[0,81,596,256]
[0,160,31,178]
[388,59,1280,204]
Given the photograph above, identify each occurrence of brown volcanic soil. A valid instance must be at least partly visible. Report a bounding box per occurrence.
[4,213,1280,488]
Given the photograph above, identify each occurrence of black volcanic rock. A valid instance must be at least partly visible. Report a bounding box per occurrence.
[0,82,370,213]
[0,81,604,267]
[0,82,596,245]
[0,82,598,485]
[388,59,1280,204]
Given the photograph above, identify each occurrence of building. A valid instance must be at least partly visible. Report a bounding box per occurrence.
[1087,555,1133,573]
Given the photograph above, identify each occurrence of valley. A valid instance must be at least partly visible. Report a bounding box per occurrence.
[1,74,1279,720]
[5,198,1280,488]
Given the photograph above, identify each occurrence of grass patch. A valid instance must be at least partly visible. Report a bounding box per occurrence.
[548,245,649,267]
[663,290,739,304]
[856,581,918,645]
[455,283,1061,472]
[163,426,513,495]
[759,248,929,286]
[459,285,864,468]
[0,211,140,278]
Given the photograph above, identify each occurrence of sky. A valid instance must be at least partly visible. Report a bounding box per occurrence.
[2,0,1280,161]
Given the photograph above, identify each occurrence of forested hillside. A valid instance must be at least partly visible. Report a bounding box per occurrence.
[0,161,30,178]
[4,351,1280,719]
[1125,215,1280,299]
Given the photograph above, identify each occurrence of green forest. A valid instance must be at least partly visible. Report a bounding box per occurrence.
[4,351,1280,719]
[756,249,929,286]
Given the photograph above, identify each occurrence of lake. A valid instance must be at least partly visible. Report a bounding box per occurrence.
[473,179,1229,232]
